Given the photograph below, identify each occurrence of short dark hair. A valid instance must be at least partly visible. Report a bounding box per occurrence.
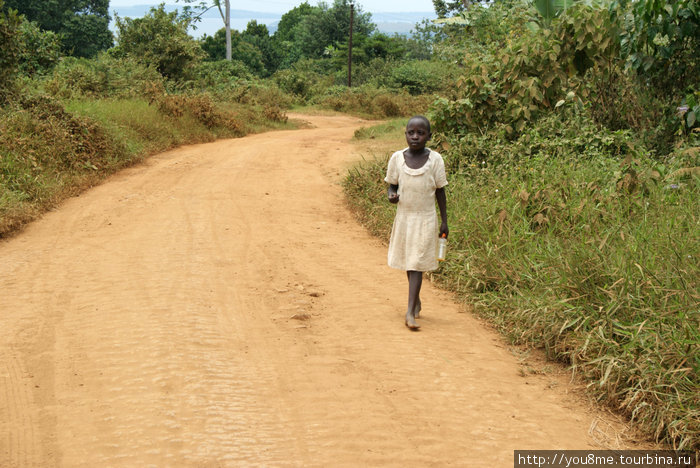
[408,115,431,133]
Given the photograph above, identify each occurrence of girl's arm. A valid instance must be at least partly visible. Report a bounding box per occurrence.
[388,184,399,204]
[436,187,449,237]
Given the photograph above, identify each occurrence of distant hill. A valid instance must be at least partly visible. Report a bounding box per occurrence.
[109,5,436,38]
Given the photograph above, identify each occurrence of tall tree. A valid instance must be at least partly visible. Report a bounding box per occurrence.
[241,20,279,76]
[0,0,22,99]
[432,0,471,18]
[113,5,204,81]
[272,2,321,68]
[1,0,112,57]
[292,0,374,61]
[178,0,232,60]
[274,2,318,44]
[200,26,266,75]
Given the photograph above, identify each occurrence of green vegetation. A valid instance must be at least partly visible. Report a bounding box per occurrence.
[0,84,283,235]
[1,0,112,57]
[112,5,205,81]
[344,0,698,451]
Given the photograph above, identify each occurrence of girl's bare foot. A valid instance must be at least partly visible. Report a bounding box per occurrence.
[413,299,422,319]
[405,311,420,330]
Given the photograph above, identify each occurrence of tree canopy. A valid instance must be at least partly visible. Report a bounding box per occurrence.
[201,27,267,75]
[292,0,375,59]
[274,1,318,44]
[201,0,377,75]
[0,0,22,98]
[1,0,112,57]
[112,5,204,81]
[432,0,469,18]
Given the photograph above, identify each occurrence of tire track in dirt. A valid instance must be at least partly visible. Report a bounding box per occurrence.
[0,113,646,467]
[0,351,42,467]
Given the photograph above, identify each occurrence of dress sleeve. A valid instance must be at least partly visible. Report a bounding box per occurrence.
[384,152,400,185]
[433,152,448,188]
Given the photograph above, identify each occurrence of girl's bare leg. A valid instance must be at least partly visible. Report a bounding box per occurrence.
[405,271,423,329]
[406,271,422,318]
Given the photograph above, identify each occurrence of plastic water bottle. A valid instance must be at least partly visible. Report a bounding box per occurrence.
[437,233,447,261]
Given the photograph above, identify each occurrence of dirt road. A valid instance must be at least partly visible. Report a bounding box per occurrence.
[1,114,640,467]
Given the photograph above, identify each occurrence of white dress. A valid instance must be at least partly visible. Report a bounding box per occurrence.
[384,149,448,272]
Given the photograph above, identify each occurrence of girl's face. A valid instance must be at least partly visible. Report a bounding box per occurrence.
[405,120,431,151]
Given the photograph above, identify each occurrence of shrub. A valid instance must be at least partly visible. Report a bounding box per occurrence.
[271,58,337,101]
[0,2,22,100]
[372,94,402,117]
[43,54,164,99]
[311,85,434,118]
[112,5,204,81]
[12,94,117,169]
[183,94,223,128]
[273,68,320,100]
[262,105,288,123]
[17,19,61,77]
[193,60,252,89]
[149,91,245,133]
[431,3,621,136]
[349,57,396,88]
[0,93,128,233]
[614,0,700,95]
[387,60,455,95]
[224,80,293,109]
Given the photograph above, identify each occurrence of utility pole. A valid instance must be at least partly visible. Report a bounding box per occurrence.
[347,1,354,87]
[225,0,231,60]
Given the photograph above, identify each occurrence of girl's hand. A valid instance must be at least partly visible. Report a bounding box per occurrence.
[440,222,449,239]
[388,184,400,204]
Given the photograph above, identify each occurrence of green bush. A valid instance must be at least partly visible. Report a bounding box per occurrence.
[192,60,252,89]
[614,0,700,95]
[349,57,396,88]
[0,93,128,233]
[153,92,245,132]
[43,54,163,99]
[311,84,434,118]
[112,5,204,81]
[17,19,61,77]
[271,58,338,101]
[213,81,286,109]
[431,3,623,136]
[432,108,633,173]
[273,68,322,100]
[386,60,455,95]
[0,2,22,100]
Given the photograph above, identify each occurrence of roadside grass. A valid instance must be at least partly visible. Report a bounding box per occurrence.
[353,118,406,142]
[345,119,407,238]
[310,86,435,119]
[66,99,193,155]
[343,121,700,451]
[0,94,293,237]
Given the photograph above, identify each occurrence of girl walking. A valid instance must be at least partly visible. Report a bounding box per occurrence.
[385,116,448,330]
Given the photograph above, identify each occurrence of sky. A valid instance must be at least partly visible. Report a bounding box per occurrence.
[108,0,437,14]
